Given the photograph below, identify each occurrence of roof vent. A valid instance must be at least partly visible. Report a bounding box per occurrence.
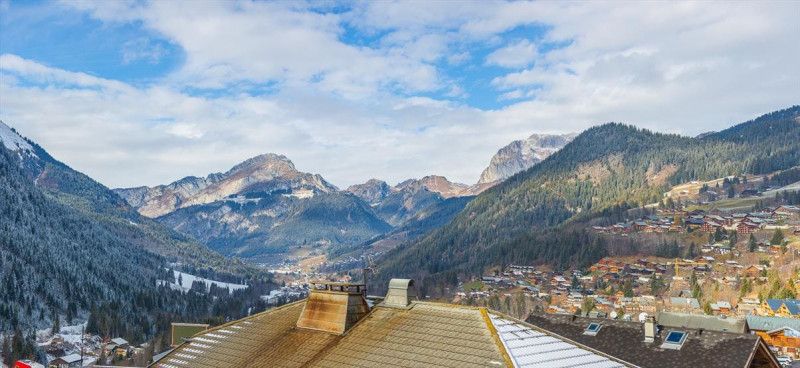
[382,279,417,309]
[296,282,370,335]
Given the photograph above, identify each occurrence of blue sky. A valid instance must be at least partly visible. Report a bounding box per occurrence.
[1,0,798,188]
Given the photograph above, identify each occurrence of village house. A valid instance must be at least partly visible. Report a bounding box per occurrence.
[747,315,800,358]
[47,354,82,368]
[756,299,800,318]
[742,265,766,278]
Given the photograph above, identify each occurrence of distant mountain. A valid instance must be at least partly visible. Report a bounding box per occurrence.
[118,155,391,262]
[477,133,576,185]
[377,107,800,296]
[344,179,392,205]
[345,175,478,227]
[116,153,337,218]
[0,121,271,339]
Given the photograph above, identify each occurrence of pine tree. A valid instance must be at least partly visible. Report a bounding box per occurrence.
[86,303,99,335]
[51,309,60,335]
[749,234,758,252]
[771,229,785,246]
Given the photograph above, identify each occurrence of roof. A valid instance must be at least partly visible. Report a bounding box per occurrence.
[488,314,628,367]
[526,313,778,368]
[746,315,800,332]
[111,337,129,345]
[669,297,700,309]
[54,353,82,363]
[152,300,633,368]
[765,299,800,315]
[657,312,747,333]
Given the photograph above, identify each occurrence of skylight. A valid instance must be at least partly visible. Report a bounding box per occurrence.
[660,331,688,350]
[583,322,602,336]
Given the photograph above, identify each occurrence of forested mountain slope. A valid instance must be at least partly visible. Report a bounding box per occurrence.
[377,106,800,295]
[0,123,273,347]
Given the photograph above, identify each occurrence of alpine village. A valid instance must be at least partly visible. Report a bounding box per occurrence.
[2,2,800,368]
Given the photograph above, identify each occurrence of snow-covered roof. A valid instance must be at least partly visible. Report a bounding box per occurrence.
[489,314,627,368]
[111,337,129,345]
[59,353,82,363]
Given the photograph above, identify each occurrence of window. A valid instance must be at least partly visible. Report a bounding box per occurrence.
[660,331,687,350]
[583,323,602,336]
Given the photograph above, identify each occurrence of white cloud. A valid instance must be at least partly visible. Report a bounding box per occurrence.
[121,37,170,65]
[485,39,538,68]
[2,1,799,190]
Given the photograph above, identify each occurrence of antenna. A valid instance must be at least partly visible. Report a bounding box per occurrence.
[363,255,378,297]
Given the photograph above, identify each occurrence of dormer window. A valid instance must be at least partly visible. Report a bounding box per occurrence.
[660,331,687,350]
[584,322,602,336]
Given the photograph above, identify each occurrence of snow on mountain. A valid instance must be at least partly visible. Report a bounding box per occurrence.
[0,120,34,153]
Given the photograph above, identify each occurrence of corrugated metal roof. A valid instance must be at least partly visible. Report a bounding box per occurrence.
[489,314,629,368]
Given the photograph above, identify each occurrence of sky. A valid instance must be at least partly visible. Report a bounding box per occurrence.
[0,1,798,189]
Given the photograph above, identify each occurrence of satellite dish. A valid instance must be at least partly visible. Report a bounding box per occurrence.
[638,312,648,323]
[610,311,618,320]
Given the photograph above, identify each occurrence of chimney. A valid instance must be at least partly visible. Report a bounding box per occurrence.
[295,282,370,335]
[382,279,417,309]
[643,316,657,343]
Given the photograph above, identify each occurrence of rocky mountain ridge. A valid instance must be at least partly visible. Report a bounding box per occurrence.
[477,133,577,185]
[115,153,337,218]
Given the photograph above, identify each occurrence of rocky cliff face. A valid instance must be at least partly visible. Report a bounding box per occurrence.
[344,179,392,205]
[477,133,576,185]
[115,153,337,218]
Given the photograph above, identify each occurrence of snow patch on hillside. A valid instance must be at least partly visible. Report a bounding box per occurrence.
[158,270,248,294]
[0,121,34,152]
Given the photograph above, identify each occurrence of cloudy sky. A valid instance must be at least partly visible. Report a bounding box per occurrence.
[1,1,798,189]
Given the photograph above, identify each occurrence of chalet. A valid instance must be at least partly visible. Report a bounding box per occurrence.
[757,299,800,318]
[738,222,759,235]
[701,221,722,232]
[710,301,732,315]
[633,221,649,231]
[47,354,81,368]
[747,315,800,358]
[774,205,800,220]
[742,265,766,278]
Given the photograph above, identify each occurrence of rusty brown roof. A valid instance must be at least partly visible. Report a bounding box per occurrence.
[152,300,509,368]
[152,300,631,368]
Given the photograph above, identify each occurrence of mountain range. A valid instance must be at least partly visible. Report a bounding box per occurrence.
[112,131,575,261]
[375,106,800,296]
